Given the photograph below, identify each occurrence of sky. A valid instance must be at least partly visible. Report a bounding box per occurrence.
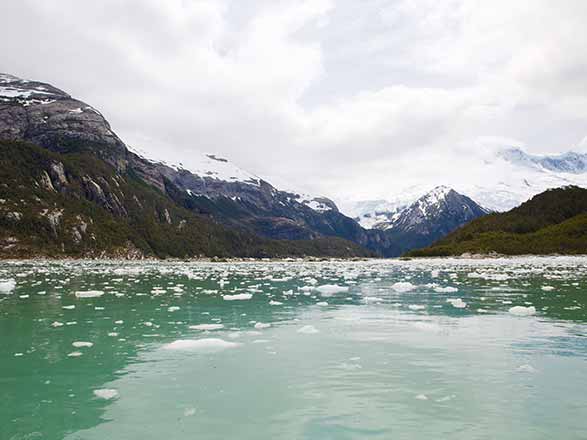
[2,0,587,204]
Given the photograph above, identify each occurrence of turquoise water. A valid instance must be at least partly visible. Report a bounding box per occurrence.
[1,257,586,439]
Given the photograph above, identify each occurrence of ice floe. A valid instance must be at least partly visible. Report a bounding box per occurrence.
[509,306,536,316]
[297,325,319,334]
[223,293,253,301]
[189,324,224,331]
[391,282,417,292]
[75,290,104,298]
[93,389,119,400]
[0,279,16,294]
[163,338,241,352]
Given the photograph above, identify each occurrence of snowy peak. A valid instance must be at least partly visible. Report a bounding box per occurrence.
[498,147,587,174]
[389,186,487,233]
[0,72,70,104]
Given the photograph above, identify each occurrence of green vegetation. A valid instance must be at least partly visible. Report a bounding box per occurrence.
[408,186,587,256]
[0,140,372,259]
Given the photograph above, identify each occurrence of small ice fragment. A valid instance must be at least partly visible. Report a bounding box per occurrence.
[254,322,271,329]
[415,394,428,400]
[72,341,93,348]
[408,304,425,310]
[51,321,64,328]
[297,325,319,334]
[67,351,83,357]
[269,300,283,305]
[315,284,349,295]
[223,293,253,301]
[541,286,555,292]
[509,306,536,316]
[162,338,240,352]
[114,320,124,324]
[447,298,467,308]
[93,389,119,400]
[391,282,417,293]
[167,306,180,312]
[0,279,16,294]
[62,305,75,310]
[516,364,537,373]
[108,332,119,337]
[75,290,104,298]
[184,407,196,416]
[316,301,328,306]
[189,324,224,331]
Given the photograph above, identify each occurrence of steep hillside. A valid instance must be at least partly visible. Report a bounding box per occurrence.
[0,139,372,258]
[408,186,587,256]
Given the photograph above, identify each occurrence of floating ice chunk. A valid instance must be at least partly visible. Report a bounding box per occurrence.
[184,407,196,417]
[163,338,241,352]
[108,332,119,337]
[254,322,271,329]
[391,282,417,293]
[223,293,253,301]
[315,284,349,295]
[72,341,93,348]
[434,286,458,293]
[51,321,64,328]
[316,301,329,306]
[509,306,536,316]
[75,290,104,298]
[408,304,426,310]
[62,305,75,310]
[415,394,428,400]
[189,324,224,331]
[364,297,383,303]
[93,389,119,400]
[114,320,124,324]
[516,364,537,373]
[297,325,319,334]
[430,270,439,278]
[167,306,180,312]
[541,286,555,292]
[67,351,83,357]
[0,279,16,294]
[269,300,283,305]
[447,298,467,308]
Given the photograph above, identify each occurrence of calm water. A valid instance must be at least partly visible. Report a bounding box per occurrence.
[1,257,586,440]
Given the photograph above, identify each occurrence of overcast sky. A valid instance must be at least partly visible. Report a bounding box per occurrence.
[2,0,587,202]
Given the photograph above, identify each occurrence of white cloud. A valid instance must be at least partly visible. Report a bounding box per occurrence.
[1,0,586,204]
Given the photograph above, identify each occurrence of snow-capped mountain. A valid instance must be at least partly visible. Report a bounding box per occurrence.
[343,146,587,230]
[369,186,488,256]
[389,186,488,234]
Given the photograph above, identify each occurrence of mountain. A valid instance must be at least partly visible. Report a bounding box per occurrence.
[0,73,493,258]
[408,186,587,256]
[0,73,373,258]
[375,186,488,256]
[343,146,587,224]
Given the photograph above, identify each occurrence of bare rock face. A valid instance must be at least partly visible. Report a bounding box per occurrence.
[0,74,125,153]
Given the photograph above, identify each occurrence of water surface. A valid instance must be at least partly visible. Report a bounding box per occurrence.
[1,257,586,439]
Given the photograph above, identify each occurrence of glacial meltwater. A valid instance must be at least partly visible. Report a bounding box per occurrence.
[1,257,586,440]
